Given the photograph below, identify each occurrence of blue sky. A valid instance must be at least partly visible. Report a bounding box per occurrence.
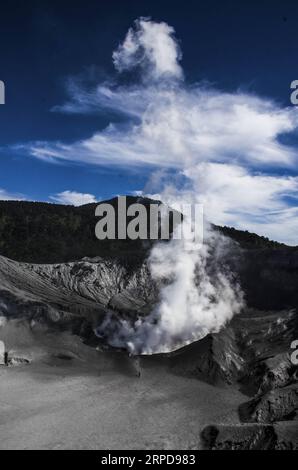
[1,1,298,244]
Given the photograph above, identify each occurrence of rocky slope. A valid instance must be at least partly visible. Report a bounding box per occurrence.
[0,254,157,339]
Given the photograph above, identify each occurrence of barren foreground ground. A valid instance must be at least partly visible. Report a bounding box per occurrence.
[0,341,245,450]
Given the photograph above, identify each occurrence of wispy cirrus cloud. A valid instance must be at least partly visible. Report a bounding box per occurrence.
[34,88,298,169]
[0,188,25,201]
[18,17,298,244]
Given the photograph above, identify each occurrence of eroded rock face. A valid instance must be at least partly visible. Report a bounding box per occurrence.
[197,307,298,449]
[239,384,298,424]
[201,423,298,450]
[274,422,298,450]
[240,353,296,397]
[167,308,297,385]
[0,255,158,342]
[201,424,277,450]
[168,326,244,385]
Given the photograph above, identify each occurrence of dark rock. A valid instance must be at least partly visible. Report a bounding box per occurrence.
[201,422,298,450]
[239,383,298,423]
[168,325,244,385]
[274,421,298,450]
[201,424,277,450]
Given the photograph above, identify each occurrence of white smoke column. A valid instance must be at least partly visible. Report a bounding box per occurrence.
[142,227,243,353]
[96,210,244,354]
[94,19,246,353]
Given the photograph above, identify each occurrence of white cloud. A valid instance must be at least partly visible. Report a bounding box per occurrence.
[21,18,298,245]
[53,82,153,117]
[0,188,25,201]
[184,163,298,245]
[50,190,98,206]
[30,89,298,169]
[112,18,183,81]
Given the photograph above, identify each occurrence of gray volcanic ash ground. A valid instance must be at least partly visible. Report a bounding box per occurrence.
[0,323,244,450]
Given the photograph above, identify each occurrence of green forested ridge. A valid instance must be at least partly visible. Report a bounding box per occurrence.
[0,198,289,263]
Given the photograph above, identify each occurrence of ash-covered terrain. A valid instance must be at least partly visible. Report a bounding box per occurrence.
[0,198,297,450]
